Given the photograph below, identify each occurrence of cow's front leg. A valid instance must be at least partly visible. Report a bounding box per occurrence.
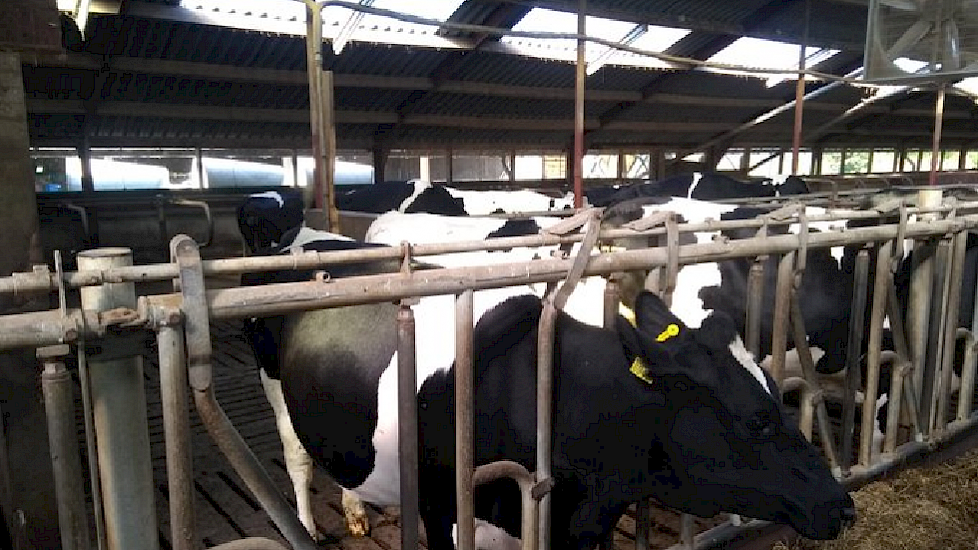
[260,369,321,540]
[341,488,370,537]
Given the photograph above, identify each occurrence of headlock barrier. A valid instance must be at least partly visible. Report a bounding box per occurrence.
[5,189,978,550]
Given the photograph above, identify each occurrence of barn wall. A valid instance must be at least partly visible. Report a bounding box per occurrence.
[0,51,57,549]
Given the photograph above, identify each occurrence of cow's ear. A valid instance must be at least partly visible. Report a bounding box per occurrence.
[632,291,688,351]
[695,311,741,352]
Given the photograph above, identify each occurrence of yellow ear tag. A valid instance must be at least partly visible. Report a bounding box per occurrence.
[656,323,680,342]
[619,304,654,385]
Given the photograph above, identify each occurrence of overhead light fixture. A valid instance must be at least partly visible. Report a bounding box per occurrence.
[586,23,647,76]
[332,0,375,55]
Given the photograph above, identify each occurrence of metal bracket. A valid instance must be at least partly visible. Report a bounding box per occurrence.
[171,234,213,392]
[530,477,555,501]
[400,241,413,275]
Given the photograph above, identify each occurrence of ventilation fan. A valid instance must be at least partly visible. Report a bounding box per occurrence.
[864,0,978,84]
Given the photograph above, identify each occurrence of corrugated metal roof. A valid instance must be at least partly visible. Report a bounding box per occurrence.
[26,0,972,153]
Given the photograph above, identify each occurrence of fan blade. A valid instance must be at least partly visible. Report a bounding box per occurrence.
[885,18,932,60]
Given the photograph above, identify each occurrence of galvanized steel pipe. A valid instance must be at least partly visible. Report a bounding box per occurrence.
[859,241,891,467]
[77,248,158,550]
[536,298,558,550]
[935,232,968,432]
[841,248,870,472]
[41,351,91,550]
[397,302,420,550]
[472,461,537,550]
[921,239,951,433]
[455,290,475,550]
[157,319,197,550]
[768,253,794,387]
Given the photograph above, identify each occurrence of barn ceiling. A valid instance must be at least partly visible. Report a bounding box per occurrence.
[22,0,978,154]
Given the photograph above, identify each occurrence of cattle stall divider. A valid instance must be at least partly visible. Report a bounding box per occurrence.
[4,200,978,550]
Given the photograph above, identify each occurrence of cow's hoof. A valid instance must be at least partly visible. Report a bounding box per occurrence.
[341,490,370,537]
[345,513,370,537]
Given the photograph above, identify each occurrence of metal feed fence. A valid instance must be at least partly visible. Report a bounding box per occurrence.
[4,196,978,550]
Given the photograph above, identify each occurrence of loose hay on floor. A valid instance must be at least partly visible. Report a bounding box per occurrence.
[774,448,978,550]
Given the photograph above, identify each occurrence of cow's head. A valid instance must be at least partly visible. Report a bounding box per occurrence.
[616,291,855,540]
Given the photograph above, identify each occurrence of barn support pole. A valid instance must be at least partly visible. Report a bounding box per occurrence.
[572,0,585,209]
[397,301,419,550]
[76,248,158,550]
[39,345,91,550]
[536,299,557,550]
[157,318,197,550]
[840,248,870,474]
[455,290,475,550]
[322,69,340,232]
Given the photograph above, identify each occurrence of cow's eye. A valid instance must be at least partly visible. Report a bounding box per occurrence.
[746,411,773,437]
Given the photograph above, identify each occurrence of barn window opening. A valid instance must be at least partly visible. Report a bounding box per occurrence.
[707,37,840,84]
[501,8,688,72]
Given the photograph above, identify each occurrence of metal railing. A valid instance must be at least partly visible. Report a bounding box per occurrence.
[5,195,978,550]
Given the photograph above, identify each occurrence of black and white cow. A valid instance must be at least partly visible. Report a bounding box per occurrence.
[587,172,811,208]
[336,180,467,216]
[241,228,855,550]
[237,190,307,253]
[444,186,576,215]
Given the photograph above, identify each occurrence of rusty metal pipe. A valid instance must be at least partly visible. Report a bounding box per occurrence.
[537,299,558,550]
[883,351,914,454]
[745,258,765,358]
[472,460,537,550]
[206,537,291,550]
[157,320,197,550]
[958,329,978,422]
[41,352,91,550]
[398,302,419,550]
[782,377,818,440]
[922,239,951,433]
[768,253,794,387]
[572,0,585,209]
[788,295,839,470]
[193,387,318,550]
[936,232,967,433]
[455,290,475,550]
[841,248,870,472]
[860,241,891,467]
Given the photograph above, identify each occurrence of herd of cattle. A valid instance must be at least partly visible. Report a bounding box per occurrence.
[231,174,976,549]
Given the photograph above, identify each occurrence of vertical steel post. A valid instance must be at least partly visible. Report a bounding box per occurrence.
[537,300,558,550]
[958,233,978,421]
[157,319,197,550]
[859,241,891,467]
[76,343,107,550]
[76,248,158,550]
[928,85,946,187]
[790,0,810,175]
[573,0,585,208]
[455,291,475,550]
[40,347,91,550]
[745,258,766,358]
[841,248,870,472]
[398,302,419,550]
[768,253,794,387]
[935,232,967,433]
[305,2,327,211]
[322,69,340,233]
[921,239,951,433]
